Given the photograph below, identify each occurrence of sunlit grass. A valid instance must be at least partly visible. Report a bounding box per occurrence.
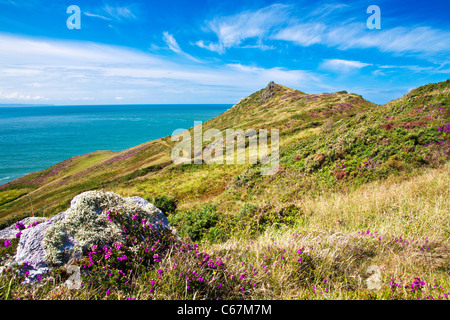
[0,80,449,300]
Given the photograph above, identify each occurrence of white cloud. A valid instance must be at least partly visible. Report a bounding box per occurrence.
[196,4,449,57]
[321,59,371,73]
[26,82,43,88]
[226,63,318,84]
[163,31,200,62]
[0,33,321,104]
[162,31,182,53]
[0,34,156,66]
[103,5,136,21]
[0,0,17,6]
[197,4,289,53]
[275,22,450,56]
[326,25,450,55]
[227,63,261,73]
[195,40,223,53]
[376,63,450,75]
[69,97,95,101]
[272,23,326,46]
[0,89,47,101]
[307,3,349,19]
[83,5,137,22]
[83,12,112,21]
[162,32,200,62]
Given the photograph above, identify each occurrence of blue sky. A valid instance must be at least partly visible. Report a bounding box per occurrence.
[0,0,448,105]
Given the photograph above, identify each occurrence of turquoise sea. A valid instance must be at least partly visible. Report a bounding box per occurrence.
[0,104,231,184]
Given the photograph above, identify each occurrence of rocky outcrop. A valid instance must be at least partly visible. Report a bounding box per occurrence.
[0,217,47,240]
[0,190,172,282]
[260,81,281,104]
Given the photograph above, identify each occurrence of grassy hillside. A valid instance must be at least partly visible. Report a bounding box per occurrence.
[0,80,447,225]
[0,81,380,220]
[0,80,449,300]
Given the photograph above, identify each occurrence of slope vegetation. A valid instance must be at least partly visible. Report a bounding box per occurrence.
[0,80,449,300]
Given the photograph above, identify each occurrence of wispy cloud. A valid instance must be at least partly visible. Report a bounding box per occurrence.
[195,40,223,53]
[196,3,450,58]
[0,33,321,104]
[0,89,47,101]
[103,5,136,21]
[376,63,450,75]
[321,59,371,73]
[324,25,450,55]
[275,22,450,57]
[306,3,349,19]
[83,12,112,21]
[84,4,137,22]
[162,32,182,53]
[0,0,17,6]
[196,4,289,53]
[272,23,326,46]
[226,63,319,83]
[162,32,201,62]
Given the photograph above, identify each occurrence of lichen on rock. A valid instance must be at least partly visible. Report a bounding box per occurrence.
[42,190,170,266]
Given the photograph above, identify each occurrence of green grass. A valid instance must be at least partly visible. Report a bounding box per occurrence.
[0,189,27,207]
[0,80,449,300]
[1,163,449,300]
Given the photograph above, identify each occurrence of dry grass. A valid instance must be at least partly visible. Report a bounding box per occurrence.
[2,163,449,300]
[297,162,450,239]
[194,163,450,299]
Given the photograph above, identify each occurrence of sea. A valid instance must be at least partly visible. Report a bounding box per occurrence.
[0,104,231,185]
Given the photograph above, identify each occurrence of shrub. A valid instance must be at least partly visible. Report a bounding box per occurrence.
[152,195,178,216]
[168,204,222,242]
[236,203,303,236]
[77,208,177,293]
[229,168,260,189]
